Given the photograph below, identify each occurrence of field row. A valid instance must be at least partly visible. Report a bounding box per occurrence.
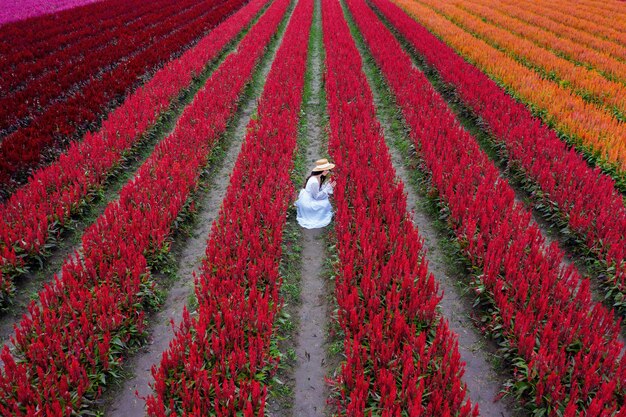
[0,0,104,25]
[0,0,281,413]
[1,0,193,95]
[0,0,266,304]
[323,0,476,412]
[147,0,309,411]
[455,0,626,79]
[1,0,150,58]
[374,0,626,317]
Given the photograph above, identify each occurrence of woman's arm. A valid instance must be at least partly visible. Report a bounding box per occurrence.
[307,177,331,200]
[321,179,334,195]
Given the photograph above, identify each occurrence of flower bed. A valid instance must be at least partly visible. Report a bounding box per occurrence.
[0,0,171,93]
[0,0,106,25]
[385,0,626,183]
[372,0,626,316]
[0,0,248,194]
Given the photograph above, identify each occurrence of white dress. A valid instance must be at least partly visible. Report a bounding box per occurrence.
[295,176,334,229]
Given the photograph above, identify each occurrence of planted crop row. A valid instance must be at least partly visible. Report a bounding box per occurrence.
[0,0,267,306]
[370,0,626,314]
[521,0,626,38]
[146,0,310,413]
[0,0,155,65]
[0,0,212,132]
[462,0,626,64]
[418,0,626,114]
[0,0,107,25]
[0,0,247,195]
[322,0,476,413]
[389,0,626,185]
[0,0,288,412]
[498,0,626,47]
[579,0,626,19]
[349,0,625,412]
[0,0,180,96]
[456,0,626,82]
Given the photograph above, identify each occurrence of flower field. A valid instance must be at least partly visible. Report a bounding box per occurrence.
[389,0,626,188]
[1,0,625,415]
[0,0,248,196]
[0,0,105,24]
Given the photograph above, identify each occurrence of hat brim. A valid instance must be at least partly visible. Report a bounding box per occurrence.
[313,163,335,172]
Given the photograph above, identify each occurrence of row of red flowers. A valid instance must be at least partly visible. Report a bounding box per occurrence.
[0,0,213,133]
[0,0,244,195]
[0,0,168,96]
[370,0,626,316]
[322,0,476,414]
[0,0,140,67]
[0,0,284,413]
[347,0,625,412]
[146,0,309,413]
[0,0,263,305]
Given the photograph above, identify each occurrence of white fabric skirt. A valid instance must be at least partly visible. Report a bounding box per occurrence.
[295,188,333,229]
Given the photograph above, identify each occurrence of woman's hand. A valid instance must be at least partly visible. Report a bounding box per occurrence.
[328,179,337,188]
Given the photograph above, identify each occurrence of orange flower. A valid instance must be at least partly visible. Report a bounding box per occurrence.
[455,0,626,84]
[502,0,626,47]
[394,0,626,171]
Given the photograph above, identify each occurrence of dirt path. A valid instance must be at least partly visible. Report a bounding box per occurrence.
[292,2,331,415]
[341,4,520,415]
[294,228,330,416]
[104,3,297,415]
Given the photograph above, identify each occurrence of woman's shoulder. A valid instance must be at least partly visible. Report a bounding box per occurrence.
[307,176,320,185]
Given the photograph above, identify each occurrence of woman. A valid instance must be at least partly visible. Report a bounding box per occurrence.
[295,158,336,229]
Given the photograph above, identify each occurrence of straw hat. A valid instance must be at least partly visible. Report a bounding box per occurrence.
[312,158,335,172]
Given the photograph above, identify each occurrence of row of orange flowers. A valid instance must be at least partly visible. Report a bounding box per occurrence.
[458,0,626,84]
[418,0,626,123]
[514,0,626,45]
[555,0,626,32]
[465,0,626,63]
[582,0,626,18]
[394,0,626,177]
